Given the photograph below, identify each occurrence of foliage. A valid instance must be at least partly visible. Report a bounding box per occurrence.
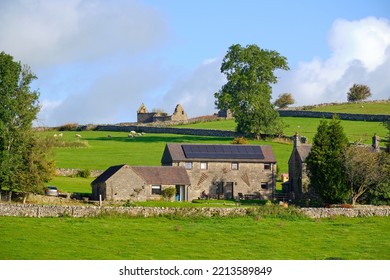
[162,187,176,201]
[347,84,372,102]
[231,136,249,144]
[0,52,54,200]
[57,123,79,131]
[274,93,295,108]
[214,44,289,139]
[305,115,349,204]
[343,145,382,205]
[77,169,91,178]
[383,119,390,153]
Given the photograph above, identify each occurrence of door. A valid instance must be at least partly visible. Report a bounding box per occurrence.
[224,182,234,200]
[175,185,185,201]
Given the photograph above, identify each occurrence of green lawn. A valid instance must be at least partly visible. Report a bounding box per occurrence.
[308,101,390,115]
[0,215,389,260]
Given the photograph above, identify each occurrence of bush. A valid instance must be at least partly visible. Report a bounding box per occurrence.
[231,137,249,144]
[58,123,79,131]
[162,187,176,201]
[77,169,91,178]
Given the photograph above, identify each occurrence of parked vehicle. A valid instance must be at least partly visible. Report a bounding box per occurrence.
[45,186,59,196]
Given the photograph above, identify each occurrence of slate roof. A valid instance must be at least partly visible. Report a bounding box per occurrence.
[296,145,312,162]
[162,143,276,164]
[91,164,126,185]
[91,164,190,185]
[131,166,190,185]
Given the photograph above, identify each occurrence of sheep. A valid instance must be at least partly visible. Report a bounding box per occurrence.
[53,134,58,137]
[58,133,63,137]
[75,134,82,138]
[128,134,134,138]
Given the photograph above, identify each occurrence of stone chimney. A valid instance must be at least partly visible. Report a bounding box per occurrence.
[293,132,301,147]
[372,134,380,151]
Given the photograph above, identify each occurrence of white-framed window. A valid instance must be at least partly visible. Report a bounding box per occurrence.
[231,162,239,170]
[151,185,162,195]
[185,162,193,169]
[200,162,208,170]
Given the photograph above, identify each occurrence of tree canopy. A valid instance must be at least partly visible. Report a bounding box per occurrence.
[273,93,295,108]
[305,115,349,204]
[347,84,372,102]
[0,51,54,201]
[214,44,289,139]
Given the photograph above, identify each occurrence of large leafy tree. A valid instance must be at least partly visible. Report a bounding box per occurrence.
[305,115,349,204]
[214,44,289,139]
[273,93,295,108]
[0,51,54,202]
[347,83,372,102]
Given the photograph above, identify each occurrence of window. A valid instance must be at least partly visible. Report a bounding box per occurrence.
[200,162,208,170]
[231,162,239,170]
[152,185,162,195]
[261,183,268,190]
[185,162,193,169]
[264,164,271,170]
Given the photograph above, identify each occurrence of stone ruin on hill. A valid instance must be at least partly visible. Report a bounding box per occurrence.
[137,103,188,124]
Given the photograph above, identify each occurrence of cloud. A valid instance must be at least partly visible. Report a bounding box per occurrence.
[0,0,168,67]
[159,58,226,118]
[273,17,390,105]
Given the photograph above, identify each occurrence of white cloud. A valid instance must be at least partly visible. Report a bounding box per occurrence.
[160,58,226,118]
[273,17,390,105]
[0,0,168,67]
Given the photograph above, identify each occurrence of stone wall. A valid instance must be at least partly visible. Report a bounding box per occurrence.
[278,110,389,122]
[55,168,103,177]
[94,125,239,137]
[0,203,389,218]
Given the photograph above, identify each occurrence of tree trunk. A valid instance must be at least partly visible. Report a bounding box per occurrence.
[8,190,12,202]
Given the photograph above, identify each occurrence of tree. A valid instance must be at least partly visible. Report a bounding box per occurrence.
[274,93,295,108]
[305,115,349,204]
[347,84,372,102]
[162,187,176,201]
[0,51,54,202]
[343,145,382,205]
[214,44,289,139]
[383,119,390,153]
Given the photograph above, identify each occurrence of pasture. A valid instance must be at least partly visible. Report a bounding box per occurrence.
[0,215,389,260]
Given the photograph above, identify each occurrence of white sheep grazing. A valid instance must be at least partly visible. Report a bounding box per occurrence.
[128,134,134,138]
[75,134,82,138]
[53,134,58,137]
[58,133,63,137]
[130,130,137,135]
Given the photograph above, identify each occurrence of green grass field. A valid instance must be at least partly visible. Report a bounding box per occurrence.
[308,101,390,115]
[0,215,389,260]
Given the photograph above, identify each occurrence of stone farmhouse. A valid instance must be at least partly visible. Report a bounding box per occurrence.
[92,143,277,202]
[137,103,188,123]
[91,165,190,201]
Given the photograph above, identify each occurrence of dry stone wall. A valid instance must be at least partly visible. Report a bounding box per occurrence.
[0,203,389,218]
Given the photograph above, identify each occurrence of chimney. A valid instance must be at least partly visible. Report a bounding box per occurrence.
[293,132,301,147]
[372,134,380,151]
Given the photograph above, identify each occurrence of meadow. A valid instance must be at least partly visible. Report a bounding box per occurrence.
[0,215,389,260]
[44,115,388,194]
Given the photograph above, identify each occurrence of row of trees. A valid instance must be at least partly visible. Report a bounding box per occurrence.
[0,52,54,202]
[306,116,390,205]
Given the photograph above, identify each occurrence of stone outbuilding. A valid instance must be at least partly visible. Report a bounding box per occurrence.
[91,165,191,201]
[286,133,312,200]
[161,143,277,201]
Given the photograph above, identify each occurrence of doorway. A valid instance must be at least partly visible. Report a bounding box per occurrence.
[175,185,185,201]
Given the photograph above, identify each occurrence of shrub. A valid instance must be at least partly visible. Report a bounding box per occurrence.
[77,169,91,178]
[231,137,249,144]
[58,123,79,131]
[162,187,176,201]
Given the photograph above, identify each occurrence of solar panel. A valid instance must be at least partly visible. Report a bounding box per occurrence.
[182,144,264,160]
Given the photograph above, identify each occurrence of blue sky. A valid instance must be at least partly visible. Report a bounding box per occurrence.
[1,0,389,126]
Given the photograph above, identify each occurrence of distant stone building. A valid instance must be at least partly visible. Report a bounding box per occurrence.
[137,103,188,124]
[218,109,234,119]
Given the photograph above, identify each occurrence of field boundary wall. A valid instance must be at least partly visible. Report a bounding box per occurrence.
[278,110,389,121]
[0,203,389,219]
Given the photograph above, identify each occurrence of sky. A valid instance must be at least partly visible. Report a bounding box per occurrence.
[1,0,389,126]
